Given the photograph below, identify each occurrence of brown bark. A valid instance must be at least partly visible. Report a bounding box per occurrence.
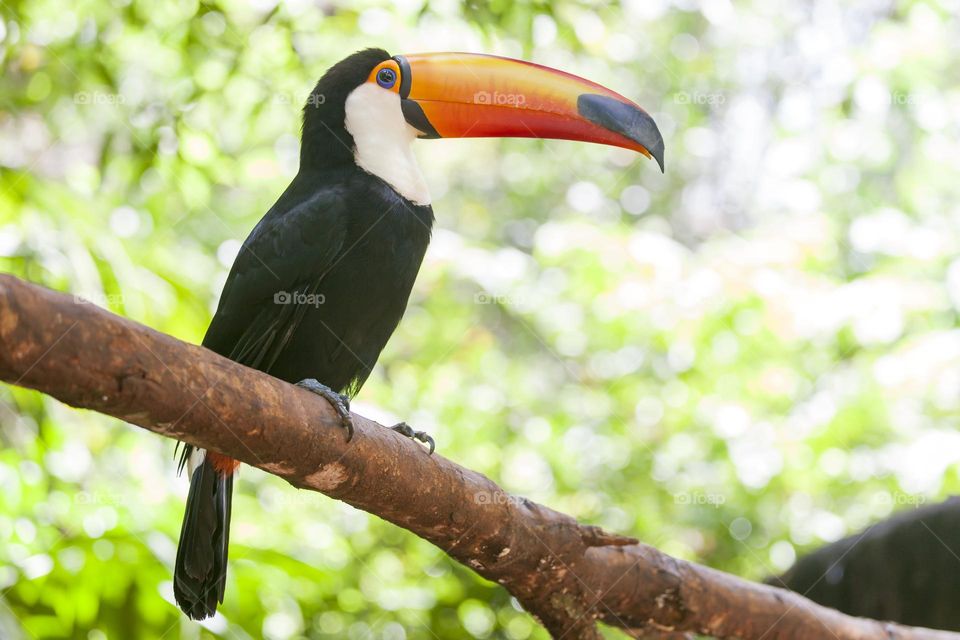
[0,273,956,640]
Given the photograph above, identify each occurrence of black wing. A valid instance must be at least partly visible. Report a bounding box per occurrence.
[176,181,350,475]
[201,182,349,371]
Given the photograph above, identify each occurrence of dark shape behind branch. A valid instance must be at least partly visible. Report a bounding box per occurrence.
[774,497,960,631]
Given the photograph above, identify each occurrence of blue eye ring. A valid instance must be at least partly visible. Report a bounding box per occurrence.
[377,67,397,89]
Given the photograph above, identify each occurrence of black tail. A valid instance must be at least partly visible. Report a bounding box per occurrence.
[174,454,233,620]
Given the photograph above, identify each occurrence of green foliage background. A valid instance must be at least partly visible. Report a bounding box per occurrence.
[2,0,960,638]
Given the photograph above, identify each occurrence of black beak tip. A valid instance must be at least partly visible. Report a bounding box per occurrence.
[648,142,665,174]
[650,137,665,174]
[578,94,665,173]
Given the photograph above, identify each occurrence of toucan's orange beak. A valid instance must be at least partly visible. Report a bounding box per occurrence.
[394,52,664,172]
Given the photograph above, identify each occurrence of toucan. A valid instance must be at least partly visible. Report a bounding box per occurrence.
[172,48,664,620]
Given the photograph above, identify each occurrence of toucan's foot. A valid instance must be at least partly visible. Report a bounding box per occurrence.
[390,422,435,455]
[296,379,354,441]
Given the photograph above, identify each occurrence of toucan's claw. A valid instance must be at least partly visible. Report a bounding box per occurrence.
[296,378,354,441]
[390,422,435,455]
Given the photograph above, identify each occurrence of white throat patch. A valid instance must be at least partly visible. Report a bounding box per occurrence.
[344,83,431,206]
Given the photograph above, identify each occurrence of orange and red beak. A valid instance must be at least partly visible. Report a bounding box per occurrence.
[393,52,664,172]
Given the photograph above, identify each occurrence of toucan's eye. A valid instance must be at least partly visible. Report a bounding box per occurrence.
[377,68,397,89]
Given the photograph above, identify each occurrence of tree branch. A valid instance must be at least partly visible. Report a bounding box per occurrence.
[1,273,956,640]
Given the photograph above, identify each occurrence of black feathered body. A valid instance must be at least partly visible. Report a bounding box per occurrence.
[203,166,434,391]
